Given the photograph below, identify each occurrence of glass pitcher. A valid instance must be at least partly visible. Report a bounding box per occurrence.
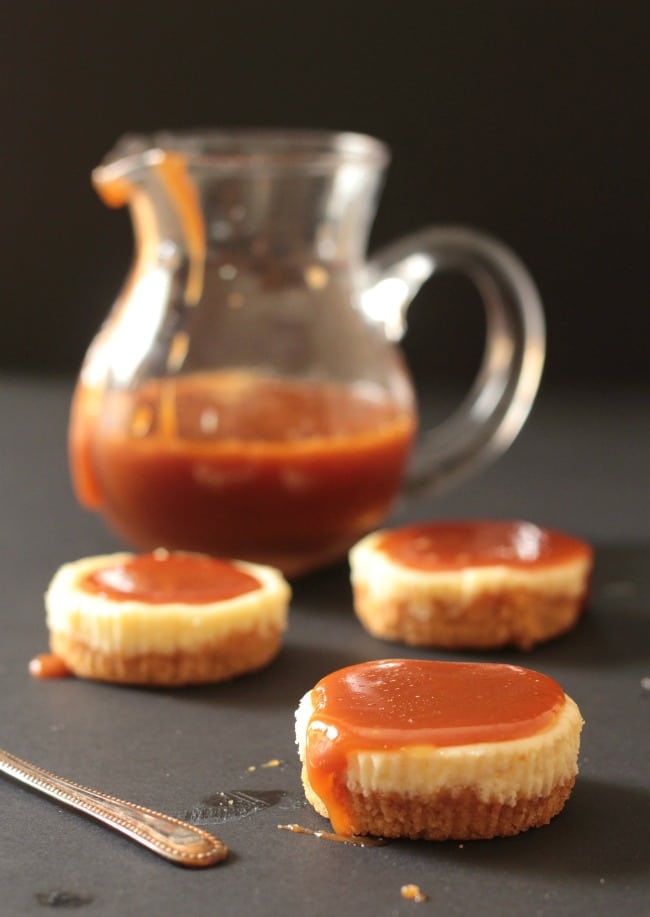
[70,129,544,576]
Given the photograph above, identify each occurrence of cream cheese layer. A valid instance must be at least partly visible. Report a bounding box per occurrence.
[296,690,583,807]
[350,530,592,608]
[46,552,290,655]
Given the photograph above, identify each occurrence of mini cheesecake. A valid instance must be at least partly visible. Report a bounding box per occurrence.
[45,550,290,685]
[295,659,583,840]
[349,520,593,650]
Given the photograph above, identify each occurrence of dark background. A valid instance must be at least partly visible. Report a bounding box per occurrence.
[1,0,647,388]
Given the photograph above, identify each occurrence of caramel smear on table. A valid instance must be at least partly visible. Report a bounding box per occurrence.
[401,884,428,903]
[248,758,283,772]
[277,823,387,847]
[29,654,72,679]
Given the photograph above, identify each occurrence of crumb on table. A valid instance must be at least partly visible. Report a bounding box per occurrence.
[401,884,427,903]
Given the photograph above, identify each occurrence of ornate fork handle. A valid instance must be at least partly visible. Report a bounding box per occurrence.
[0,747,227,868]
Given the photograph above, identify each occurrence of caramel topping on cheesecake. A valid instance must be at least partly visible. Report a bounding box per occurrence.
[376,521,592,572]
[80,551,261,604]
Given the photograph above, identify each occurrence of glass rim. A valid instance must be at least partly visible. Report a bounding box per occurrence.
[96,128,391,178]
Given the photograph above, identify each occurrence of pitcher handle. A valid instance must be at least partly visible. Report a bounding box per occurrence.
[362,225,545,495]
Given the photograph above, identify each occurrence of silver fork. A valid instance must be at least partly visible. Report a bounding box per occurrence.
[0,747,227,868]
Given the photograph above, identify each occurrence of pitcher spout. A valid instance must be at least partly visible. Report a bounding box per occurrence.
[93,135,206,305]
[92,134,163,206]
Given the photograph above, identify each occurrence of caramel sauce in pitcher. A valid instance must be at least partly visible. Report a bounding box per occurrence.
[70,372,416,574]
[73,145,417,574]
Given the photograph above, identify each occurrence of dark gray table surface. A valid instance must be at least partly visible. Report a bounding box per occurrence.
[1,375,648,916]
